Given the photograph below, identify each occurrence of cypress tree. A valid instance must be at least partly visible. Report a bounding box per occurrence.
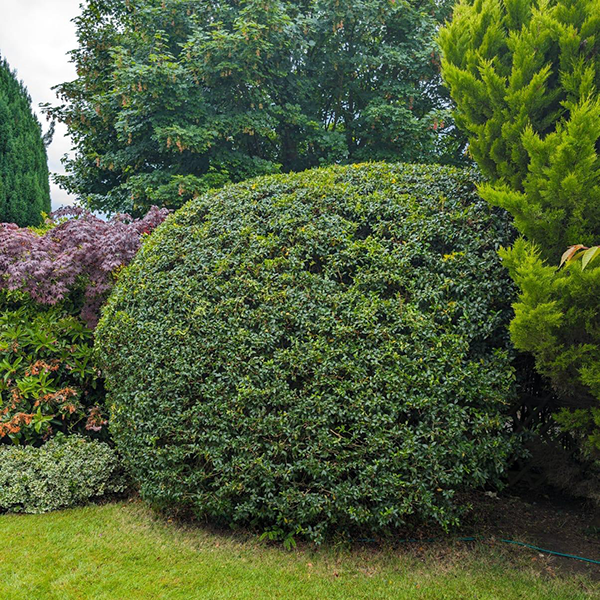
[439,0,600,260]
[0,55,50,226]
[439,1,600,472]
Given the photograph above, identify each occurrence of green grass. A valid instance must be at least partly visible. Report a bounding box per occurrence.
[0,502,596,599]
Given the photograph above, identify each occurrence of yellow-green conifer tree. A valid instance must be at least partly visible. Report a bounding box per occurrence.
[440,0,600,461]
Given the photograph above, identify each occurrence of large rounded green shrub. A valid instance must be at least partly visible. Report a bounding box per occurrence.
[96,163,516,541]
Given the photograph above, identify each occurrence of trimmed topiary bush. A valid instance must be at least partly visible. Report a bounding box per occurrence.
[0,435,127,513]
[96,163,517,542]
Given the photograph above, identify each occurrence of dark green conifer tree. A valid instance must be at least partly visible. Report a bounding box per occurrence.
[0,55,50,226]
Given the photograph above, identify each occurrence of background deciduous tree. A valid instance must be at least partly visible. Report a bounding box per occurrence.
[47,0,463,216]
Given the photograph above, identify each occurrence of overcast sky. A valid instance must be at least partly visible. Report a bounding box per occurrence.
[0,0,81,210]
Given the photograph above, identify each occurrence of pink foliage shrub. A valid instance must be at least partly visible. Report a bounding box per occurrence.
[0,206,169,326]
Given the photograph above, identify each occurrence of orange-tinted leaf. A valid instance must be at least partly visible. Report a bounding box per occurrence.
[560,244,587,268]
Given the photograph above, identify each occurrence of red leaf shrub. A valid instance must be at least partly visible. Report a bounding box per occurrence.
[0,206,168,446]
[0,206,169,326]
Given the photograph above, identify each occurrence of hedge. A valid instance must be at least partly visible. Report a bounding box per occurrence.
[96,163,517,542]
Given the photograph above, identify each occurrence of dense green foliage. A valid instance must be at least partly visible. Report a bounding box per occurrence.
[96,163,516,541]
[0,56,50,226]
[0,435,126,513]
[48,0,464,215]
[440,0,600,260]
[0,294,105,446]
[502,242,600,460]
[439,0,600,463]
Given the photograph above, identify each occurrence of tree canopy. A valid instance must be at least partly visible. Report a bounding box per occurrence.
[48,0,463,215]
[0,56,50,226]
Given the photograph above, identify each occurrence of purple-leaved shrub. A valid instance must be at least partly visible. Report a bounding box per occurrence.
[0,206,168,445]
[0,206,169,326]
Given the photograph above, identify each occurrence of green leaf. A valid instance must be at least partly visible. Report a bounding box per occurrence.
[581,246,600,270]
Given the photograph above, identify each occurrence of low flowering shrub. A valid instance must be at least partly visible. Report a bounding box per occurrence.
[97,163,518,541]
[0,297,105,445]
[0,434,127,513]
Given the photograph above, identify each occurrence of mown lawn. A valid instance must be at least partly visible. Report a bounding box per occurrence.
[0,502,597,600]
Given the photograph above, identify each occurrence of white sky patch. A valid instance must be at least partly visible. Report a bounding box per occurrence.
[0,0,81,210]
